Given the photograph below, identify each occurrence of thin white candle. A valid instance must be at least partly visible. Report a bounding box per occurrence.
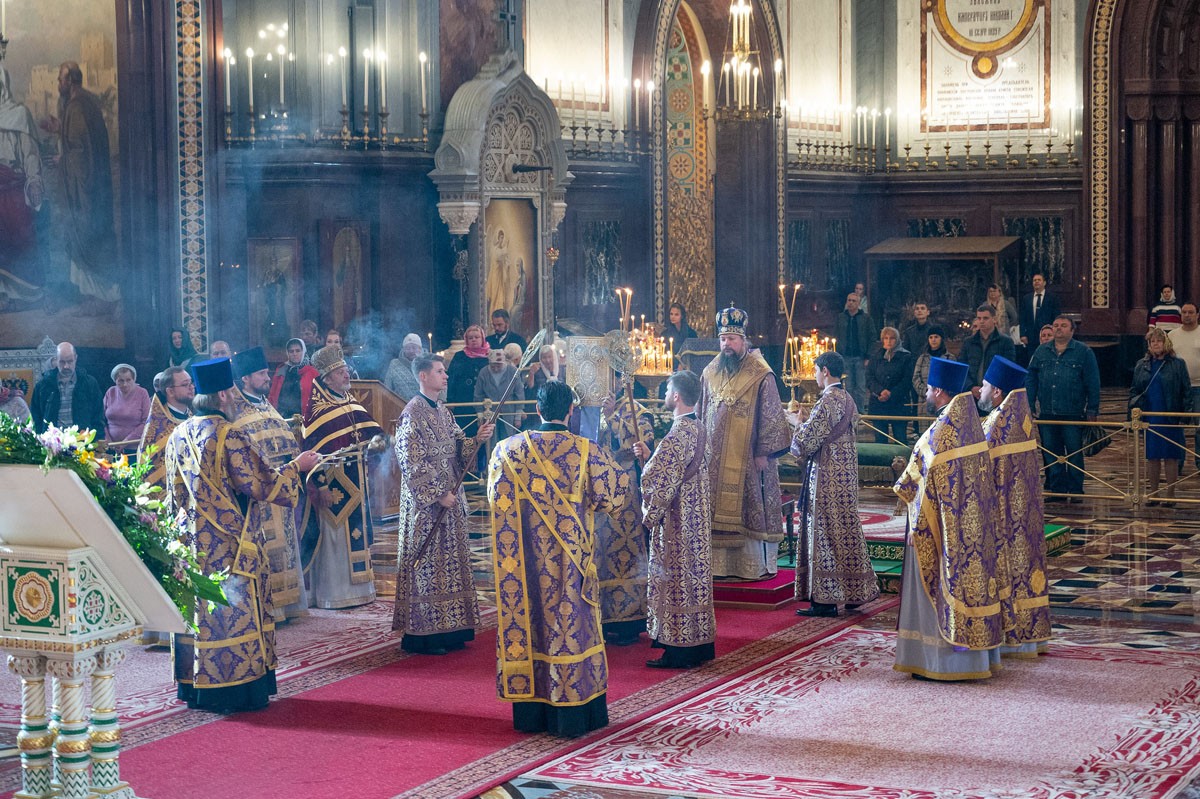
[1067,104,1074,145]
[884,107,891,149]
[419,52,428,115]
[752,66,759,109]
[633,78,641,130]
[339,47,348,107]
[774,58,782,110]
[276,44,286,105]
[245,48,255,109]
[646,81,655,128]
[722,63,730,107]
[377,51,387,111]
[701,61,710,109]
[223,49,232,111]
[362,48,371,111]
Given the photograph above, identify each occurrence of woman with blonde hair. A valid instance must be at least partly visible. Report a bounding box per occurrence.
[1130,327,1190,504]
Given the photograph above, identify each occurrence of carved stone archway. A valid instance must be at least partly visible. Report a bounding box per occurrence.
[430,50,573,332]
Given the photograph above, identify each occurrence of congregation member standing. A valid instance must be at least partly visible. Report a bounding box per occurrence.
[269,338,318,419]
[393,354,491,655]
[633,370,715,669]
[835,291,876,412]
[980,355,1051,657]
[383,334,424,402]
[301,345,384,608]
[1148,284,1183,330]
[103,363,150,452]
[1025,316,1100,500]
[488,382,631,737]
[596,393,653,646]
[1019,273,1060,351]
[866,327,914,444]
[958,303,1016,399]
[30,341,105,434]
[165,357,318,712]
[900,302,935,357]
[229,347,307,620]
[1130,328,1190,504]
[788,351,879,618]
[474,348,525,448]
[698,305,791,580]
[893,357,1004,681]
[486,308,527,352]
[1168,302,1200,472]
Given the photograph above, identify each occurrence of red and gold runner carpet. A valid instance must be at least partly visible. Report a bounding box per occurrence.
[521,627,1200,799]
[1,598,896,799]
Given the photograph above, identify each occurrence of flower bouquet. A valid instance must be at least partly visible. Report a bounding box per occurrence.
[0,414,227,627]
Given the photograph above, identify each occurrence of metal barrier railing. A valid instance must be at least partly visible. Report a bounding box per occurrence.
[443,399,1198,510]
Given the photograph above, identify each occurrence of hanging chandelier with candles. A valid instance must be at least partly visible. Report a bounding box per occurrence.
[704,0,778,122]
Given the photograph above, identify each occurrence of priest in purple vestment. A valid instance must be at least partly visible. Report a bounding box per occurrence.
[893,357,1005,681]
[697,304,791,579]
[981,355,1051,657]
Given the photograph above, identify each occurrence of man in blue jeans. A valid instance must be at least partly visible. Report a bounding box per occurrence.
[1025,315,1101,501]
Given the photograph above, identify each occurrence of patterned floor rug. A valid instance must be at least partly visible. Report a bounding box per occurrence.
[520,627,1200,799]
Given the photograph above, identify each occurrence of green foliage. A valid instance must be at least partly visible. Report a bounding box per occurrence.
[0,414,227,629]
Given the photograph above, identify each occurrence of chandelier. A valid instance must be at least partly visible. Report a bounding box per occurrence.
[704,0,779,122]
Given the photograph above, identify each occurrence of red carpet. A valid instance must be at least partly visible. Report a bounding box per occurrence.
[528,628,1200,799]
[1,599,894,799]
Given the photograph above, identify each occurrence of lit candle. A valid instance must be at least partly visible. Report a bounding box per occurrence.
[223,49,233,111]
[419,52,428,115]
[1006,107,1012,145]
[774,58,783,111]
[701,61,711,109]
[338,47,348,107]
[362,48,372,111]
[646,81,655,128]
[871,108,877,151]
[427,332,433,353]
[633,78,641,130]
[570,79,577,127]
[884,107,891,149]
[722,63,731,107]
[276,44,286,105]
[377,51,387,111]
[1067,104,1074,145]
[752,66,759,109]
[245,48,255,109]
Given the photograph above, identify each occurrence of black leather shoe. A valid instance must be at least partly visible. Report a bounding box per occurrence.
[646,658,687,669]
[796,605,837,617]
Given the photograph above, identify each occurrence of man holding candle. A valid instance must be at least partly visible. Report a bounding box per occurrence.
[697,304,792,580]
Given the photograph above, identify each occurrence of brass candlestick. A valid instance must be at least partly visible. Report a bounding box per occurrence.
[378,109,390,150]
[339,106,351,148]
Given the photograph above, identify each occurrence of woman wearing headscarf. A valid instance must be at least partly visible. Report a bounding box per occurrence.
[168,327,197,367]
[447,324,490,429]
[911,325,947,401]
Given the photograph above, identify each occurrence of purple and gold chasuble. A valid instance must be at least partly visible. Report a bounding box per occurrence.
[228,389,305,617]
[983,388,1051,656]
[698,350,791,578]
[489,428,631,712]
[595,404,653,633]
[138,395,188,489]
[301,380,383,608]
[640,414,716,652]
[165,412,303,709]
[392,396,481,647]
[789,385,879,606]
[893,393,1005,680]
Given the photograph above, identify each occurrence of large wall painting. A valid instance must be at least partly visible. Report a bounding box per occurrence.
[0,1,123,348]
[483,198,537,337]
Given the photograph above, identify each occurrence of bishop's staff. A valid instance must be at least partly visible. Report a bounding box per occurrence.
[413,327,549,565]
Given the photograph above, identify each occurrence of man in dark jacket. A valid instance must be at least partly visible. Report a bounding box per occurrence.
[1025,316,1101,500]
[958,304,1016,398]
[835,292,877,412]
[1019,273,1061,352]
[30,341,106,434]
